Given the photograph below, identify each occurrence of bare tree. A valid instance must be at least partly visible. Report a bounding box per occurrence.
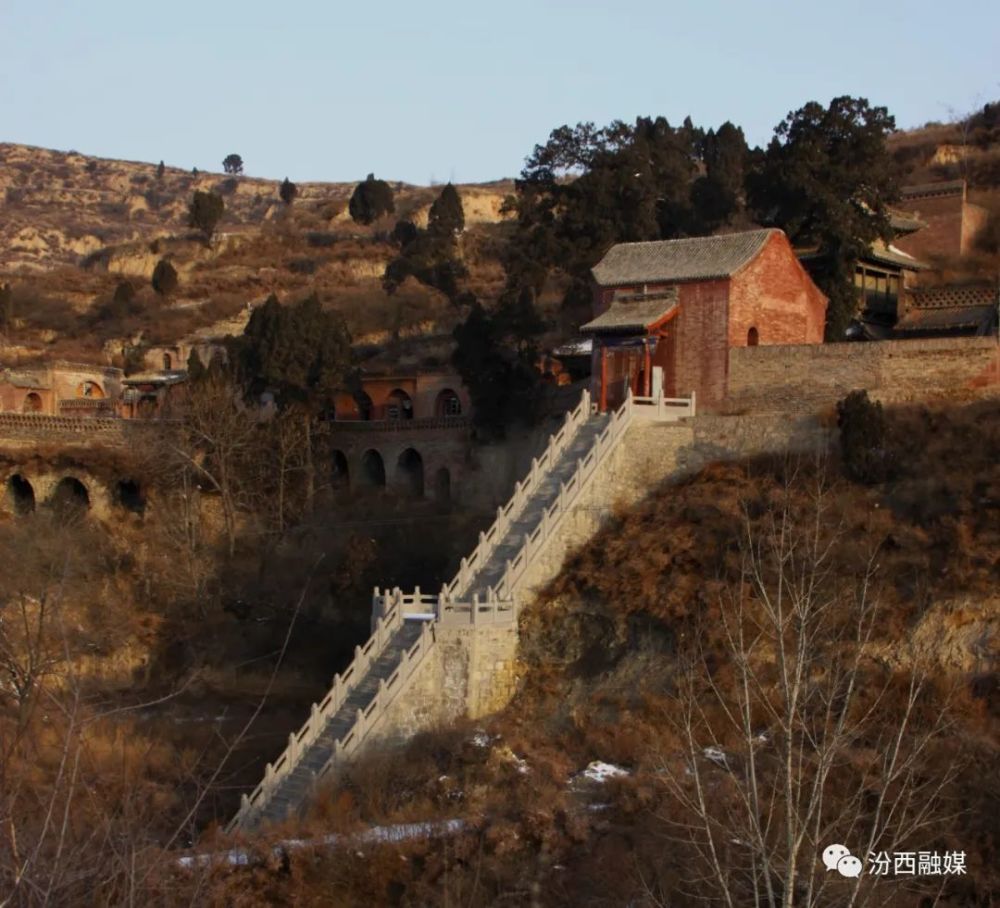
[658,464,955,907]
[166,370,260,556]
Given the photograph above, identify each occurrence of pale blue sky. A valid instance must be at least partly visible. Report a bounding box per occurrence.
[1,1,997,184]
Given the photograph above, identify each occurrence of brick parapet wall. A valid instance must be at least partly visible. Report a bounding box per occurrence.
[727,337,1000,413]
[0,413,168,446]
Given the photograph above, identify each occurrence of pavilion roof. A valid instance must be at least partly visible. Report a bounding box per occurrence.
[580,288,679,335]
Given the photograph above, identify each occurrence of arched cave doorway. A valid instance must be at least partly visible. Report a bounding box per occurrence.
[435,389,462,417]
[355,391,374,421]
[747,326,759,346]
[396,448,424,497]
[434,467,451,506]
[76,381,105,399]
[22,393,42,413]
[50,477,90,518]
[386,389,413,420]
[7,475,35,516]
[115,479,145,514]
[163,353,173,370]
[331,450,349,490]
[360,449,386,490]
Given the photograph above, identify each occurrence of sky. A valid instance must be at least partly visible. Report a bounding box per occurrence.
[1,0,998,185]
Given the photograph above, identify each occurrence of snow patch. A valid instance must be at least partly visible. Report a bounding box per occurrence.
[579,761,629,783]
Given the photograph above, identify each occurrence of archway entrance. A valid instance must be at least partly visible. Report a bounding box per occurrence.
[76,381,105,399]
[386,389,413,420]
[115,479,145,514]
[6,475,35,515]
[22,393,42,413]
[50,477,90,518]
[360,450,386,490]
[435,389,462,417]
[396,448,424,497]
[331,450,349,490]
[747,326,759,346]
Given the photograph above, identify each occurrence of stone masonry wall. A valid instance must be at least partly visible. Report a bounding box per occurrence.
[368,623,519,746]
[728,337,1000,413]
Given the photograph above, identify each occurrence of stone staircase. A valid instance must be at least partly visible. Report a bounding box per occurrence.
[227,386,695,833]
[250,619,426,828]
[457,413,610,597]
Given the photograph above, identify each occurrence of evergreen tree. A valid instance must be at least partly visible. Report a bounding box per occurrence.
[234,294,353,507]
[156,160,166,180]
[186,348,207,382]
[746,96,899,339]
[279,177,298,205]
[427,183,465,237]
[222,153,244,175]
[187,190,225,242]
[151,259,178,296]
[348,173,395,225]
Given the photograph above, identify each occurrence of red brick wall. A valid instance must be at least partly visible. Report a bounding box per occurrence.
[676,279,730,408]
[893,192,964,260]
[727,231,827,349]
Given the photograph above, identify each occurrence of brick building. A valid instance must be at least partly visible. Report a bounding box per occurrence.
[583,229,827,410]
[0,362,122,416]
[891,180,989,261]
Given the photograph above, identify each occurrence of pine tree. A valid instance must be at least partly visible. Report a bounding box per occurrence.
[279,177,298,206]
[428,183,465,238]
[222,154,244,175]
[156,160,166,180]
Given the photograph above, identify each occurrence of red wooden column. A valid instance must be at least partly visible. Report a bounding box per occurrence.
[643,340,652,396]
[599,343,608,412]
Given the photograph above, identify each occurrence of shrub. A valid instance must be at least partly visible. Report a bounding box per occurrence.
[151,259,178,296]
[348,174,394,225]
[837,390,891,484]
[187,190,225,241]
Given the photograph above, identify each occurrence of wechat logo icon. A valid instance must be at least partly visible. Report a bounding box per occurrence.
[823,844,863,878]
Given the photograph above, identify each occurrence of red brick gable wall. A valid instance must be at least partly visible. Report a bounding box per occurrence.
[727,231,827,350]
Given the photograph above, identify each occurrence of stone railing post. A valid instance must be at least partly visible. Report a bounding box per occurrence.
[472,593,479,626]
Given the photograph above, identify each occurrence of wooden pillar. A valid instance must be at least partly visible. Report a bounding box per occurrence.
[643,339,652,397]
[599,343,608,413]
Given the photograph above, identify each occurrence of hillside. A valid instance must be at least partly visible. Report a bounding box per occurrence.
[0,143,515,363]
[196,397,996,906]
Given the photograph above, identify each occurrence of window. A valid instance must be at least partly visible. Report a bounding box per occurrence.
[747,327,759,346]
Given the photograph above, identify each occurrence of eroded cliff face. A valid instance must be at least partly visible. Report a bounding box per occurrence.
[0,143,513,272]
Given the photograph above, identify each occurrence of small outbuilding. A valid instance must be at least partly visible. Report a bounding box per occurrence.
[583,228,827,410]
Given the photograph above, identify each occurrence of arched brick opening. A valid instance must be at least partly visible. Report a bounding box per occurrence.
[76,381,105,399]
[50,477,90,517]
[433,466,451,505]
[163,353,173,370]
[22,392,42,413]
[331,450,349,490]
[396,448,424,497]
[115,479,145,514]
[6,474,35,515]
[435,389,462,417]
[360,449,386,490]
[356,391,374,421]
[747,326,759,346]
[386,389,413,420]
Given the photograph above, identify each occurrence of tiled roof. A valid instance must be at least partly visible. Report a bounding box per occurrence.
[899,179,966,201]
[888,209,926,234]
[862,241,928,271]
[580,288,679,335]
[591,229,776,287]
